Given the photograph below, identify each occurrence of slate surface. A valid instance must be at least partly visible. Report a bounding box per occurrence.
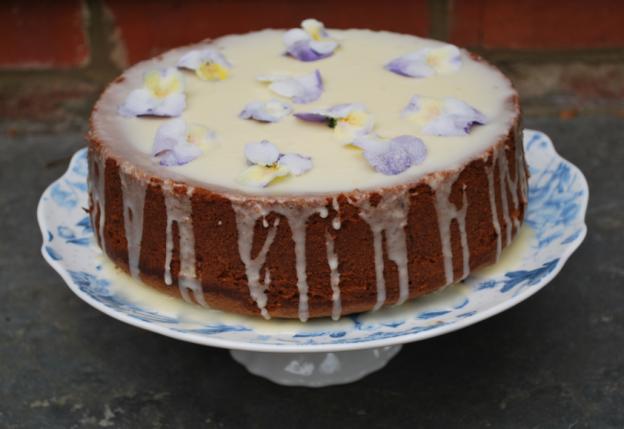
[1,117,623,428]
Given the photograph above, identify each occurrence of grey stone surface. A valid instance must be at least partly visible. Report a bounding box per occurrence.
[0,117,623,428]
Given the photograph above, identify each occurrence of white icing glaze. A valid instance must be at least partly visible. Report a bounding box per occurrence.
[162,183,208,307]
[485,135,528,261]
[350,192,411,309]
[433,172,470,284]
[231,203,279,319]
[325,230,341,321]
[93,29,518,197]
[119,173,147,280]
[88,156,107,254]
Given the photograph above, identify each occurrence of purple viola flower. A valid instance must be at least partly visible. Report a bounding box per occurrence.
[118,67,186,118]
[385,45,462,78]
[240,99,292,122]
[257,70,323,104]
[352,134,427,175]
[177,49,231,81]
[401,95,487,137]
[294,103,375,144]
[153,118,217,166]
[238,140,313,187]
[283,19,339,62]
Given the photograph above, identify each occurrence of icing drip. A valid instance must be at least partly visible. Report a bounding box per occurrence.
[332,197,341,230]
[351,192,411,309]
[232,202,328,321]
[270,205,328,322]
[163,184,207,307]
[89,156,107,254]
[498,146,512,246]
[433,173,470,285]
[231,202,279,319]
[486,138,528,260]
[325,230,341,320]
[485,157,502,260]
[119,173,147,280]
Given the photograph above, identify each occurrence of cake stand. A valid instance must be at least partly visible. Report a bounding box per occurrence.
[38,130,588,387]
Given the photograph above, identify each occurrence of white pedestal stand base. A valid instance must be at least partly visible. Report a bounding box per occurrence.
[230,345,403,387]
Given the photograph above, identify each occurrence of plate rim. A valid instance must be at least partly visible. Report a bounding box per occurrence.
[38,130,589,353]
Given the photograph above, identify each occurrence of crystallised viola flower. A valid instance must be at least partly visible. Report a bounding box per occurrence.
[238,140,312,187]
[352,134,427,175]
[385,44,461,78]
[240,99,292,123]
[256,70,323,104]
[177,49,232,81]
[401,95,487,137]
[118,67,186,118]
[294,103,375,144]
[153,118,217,166]
[283,18,339,62]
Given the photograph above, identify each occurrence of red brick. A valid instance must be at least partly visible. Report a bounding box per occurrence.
[449,0,483,47]
[451,0,624,49]
[105,0,429,65]
[0,0,89,68]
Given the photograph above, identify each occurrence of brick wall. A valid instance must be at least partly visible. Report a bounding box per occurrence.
[2,0,623,133]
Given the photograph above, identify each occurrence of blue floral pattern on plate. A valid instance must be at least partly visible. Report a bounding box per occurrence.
[37,130,588,353]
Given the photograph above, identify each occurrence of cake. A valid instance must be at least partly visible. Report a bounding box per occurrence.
[86,21,528,321]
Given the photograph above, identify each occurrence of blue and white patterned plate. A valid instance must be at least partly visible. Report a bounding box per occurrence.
[38,130,588,353]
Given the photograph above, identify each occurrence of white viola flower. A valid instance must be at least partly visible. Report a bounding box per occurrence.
[385,44,462,78]
[238,140,312,187]
[352,134,427,175]
[240,99,292,122]
[118,67,186,118]
[283,18,339,62]
[177,49,232,81]
[153,118,217,166]
[294,103,375,144]
[256,70,323,104]
[401,95,487,137]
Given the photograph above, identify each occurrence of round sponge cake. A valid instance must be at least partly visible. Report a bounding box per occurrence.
[86,28,528,320]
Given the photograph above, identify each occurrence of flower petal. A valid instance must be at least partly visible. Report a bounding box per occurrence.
[284,19,338,62]
[153,117,187,155]
[238,164,290,188]
[118,89,186,118]
[159,141,203,166]
[402,95,487,136]
[286,40,333,62]
[244,140,280,166]
[334,109,375,143]
[293,110,333,123]
[295,103,375,143]
[385,45,461,78]
[277,153,312,176]
[309,40,339,55]
[143,67,185,97]
[385,50,434,78]
[153,118,210,166]
[284,28,311,48]
[187,123,218,148]
[352,134,427,175]
[177,50,206,70]
[118,67,186,117]
[165,142,203,166]
[426,45,461,75]
[268,70,323,104]
[240,99,292,122]
[178,49,231,81]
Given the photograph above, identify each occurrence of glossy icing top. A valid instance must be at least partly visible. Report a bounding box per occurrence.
[92,29,518,196]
